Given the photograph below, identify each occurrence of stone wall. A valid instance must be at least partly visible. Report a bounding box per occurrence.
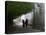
[33,3,45,32]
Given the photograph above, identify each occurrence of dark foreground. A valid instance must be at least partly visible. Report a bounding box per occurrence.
[6,24,43,34]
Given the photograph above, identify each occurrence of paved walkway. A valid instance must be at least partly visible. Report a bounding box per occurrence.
[7,25,40,34]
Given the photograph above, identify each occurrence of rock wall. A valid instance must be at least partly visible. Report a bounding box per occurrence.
[33,3,45,32]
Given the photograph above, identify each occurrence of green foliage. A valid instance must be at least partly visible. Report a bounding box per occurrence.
[7,1,33,18]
